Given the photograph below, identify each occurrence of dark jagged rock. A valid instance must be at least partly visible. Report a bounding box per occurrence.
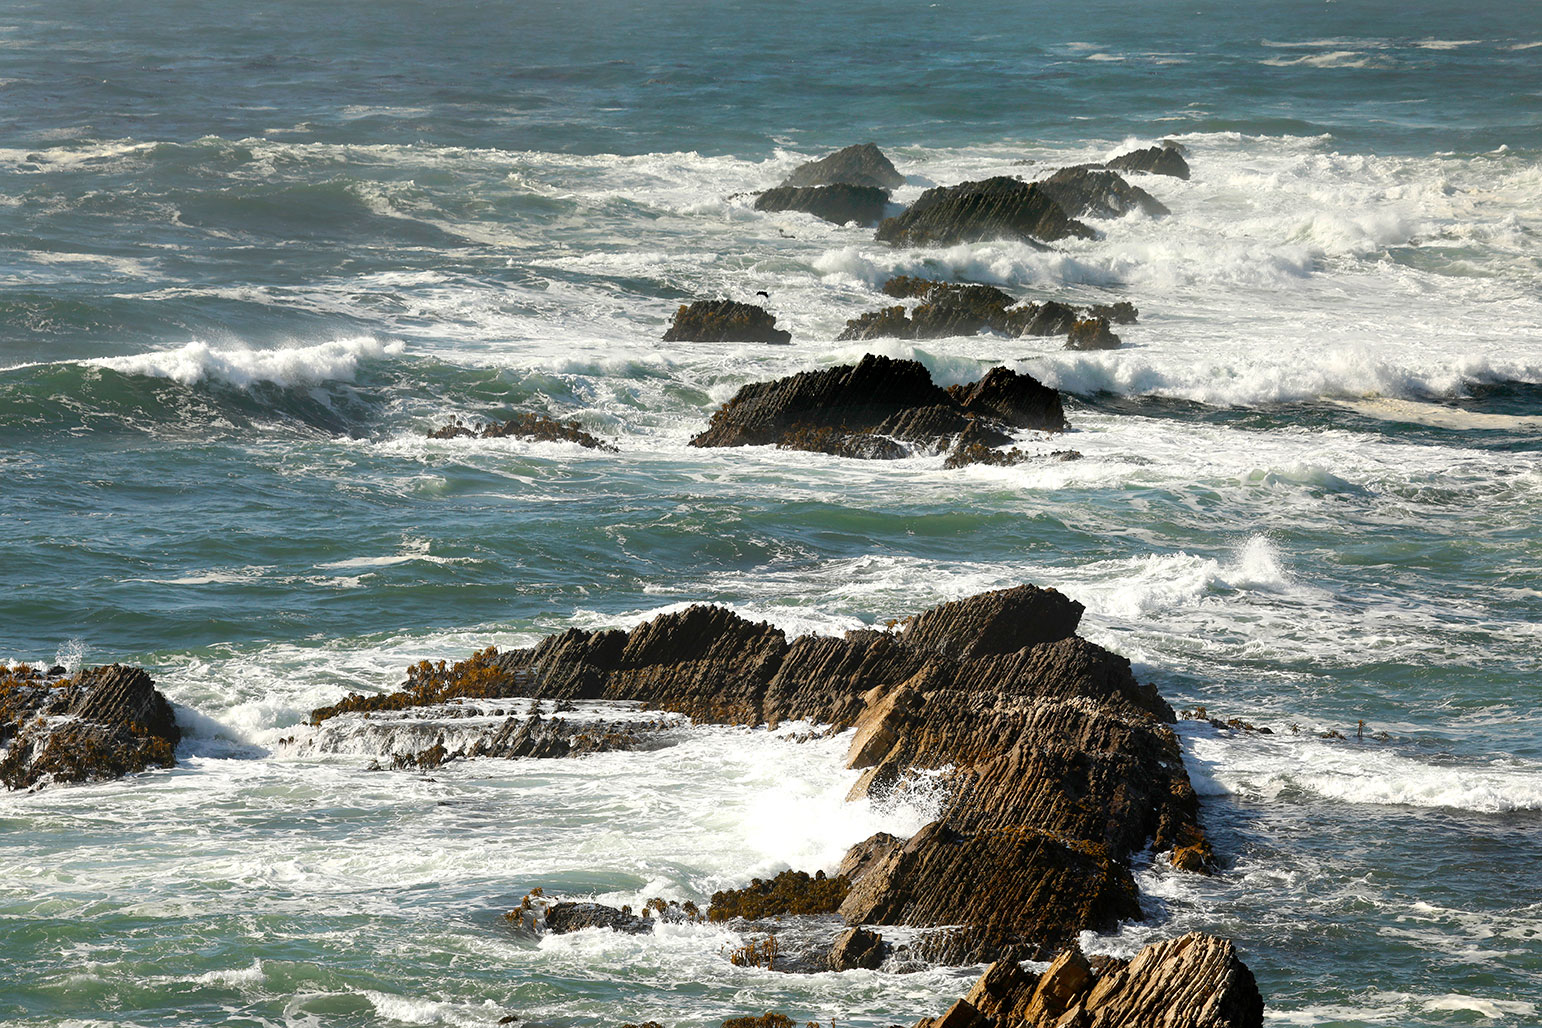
[349,584,1217,964]
[876,177,1095,247]
[924,933,1263,1028]
[1065,317,1121,351]
[709,869,848,921]
[784,143,904,190]
[663,299,792,345]
[1087,301,1138,325]
[829,926,887,971]
[429,412,618,451]
[841,279,1136,343]
[1037,166,1170,219]
[950,366,1066,430]
[722,1015,796,1028]
[0,664,180,791]
[687,355,1062,462]
[1105,144,1191,180]
[755,184,890,227]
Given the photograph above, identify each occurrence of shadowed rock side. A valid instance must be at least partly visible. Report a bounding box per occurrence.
[428,413,618,451]
[315,584,1215,960]
[0,663,180,790]
[1036,166,1169,220]
[924,934,1262,1028]
[1105,143,1192,180]
[754,184,890,227]
[783,142,905,190]
[663,300,792,345]
[686,354,1064,461]
[838,278,1135,348]
[876,177,1095,247]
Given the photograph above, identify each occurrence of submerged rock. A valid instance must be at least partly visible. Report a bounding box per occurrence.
[875,177,1095,247]
[428,412,618,451]
[686,353,1064,461]
[663,299,792,345]
[754,184,890,227]
[0,663,180,791]
[1105,143,1191,180]
[543,901,654,935]
[783,142,905,190]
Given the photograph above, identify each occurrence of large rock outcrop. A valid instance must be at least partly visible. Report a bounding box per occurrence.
[0,663,180,790]
[685,354,1064,460]
[783,143,905,190]
[314,584,1213,961]
[663,300,792,345]
[1036,166,1170,220]
[876,177,1095,247]
[754,184,890,227]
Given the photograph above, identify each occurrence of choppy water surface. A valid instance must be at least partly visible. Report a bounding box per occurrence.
[2,1,1540,1025]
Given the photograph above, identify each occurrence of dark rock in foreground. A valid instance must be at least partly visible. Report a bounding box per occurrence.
[429,413,618,451]
[876,177,1095,247]
[1105,144,1191,180]
[755,184,890,227]
[783,143,905,190]
[318,583,1212,961]
[1,664,180,790]
[686,353,1064,461]
[921,933,1262,1028]
[663,299,792,345]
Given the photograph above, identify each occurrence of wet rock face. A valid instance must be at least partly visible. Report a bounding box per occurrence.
[543,901,654,935]
[828,926,887,971]
[0,664,180,791]
[783,142,904,190]
[754,184,890,227]
[1037,165,1170,220]
[899,584,1084,661]
[1064,317,1121,351]
[663,299,792,345]
[428,412,618,451]
[1105,144,1191,180]
[876,177,1095,247]
[687,354,1064,460]
[926,933,1263,1028]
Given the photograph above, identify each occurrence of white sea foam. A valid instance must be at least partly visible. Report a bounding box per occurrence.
[85,336,404,388]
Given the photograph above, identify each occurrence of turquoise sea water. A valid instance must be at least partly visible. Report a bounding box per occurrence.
[3,1,1541,1024]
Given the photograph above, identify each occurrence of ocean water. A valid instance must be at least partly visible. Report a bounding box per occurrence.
[2,1,1541,1025]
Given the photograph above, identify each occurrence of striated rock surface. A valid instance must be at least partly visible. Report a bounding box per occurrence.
[783,143,904,190]
[328,584,1216,963]
[428,412,618,451]
[876,177,1095,247]
[922,933,1263,1028]
[755,184,890,226]
[1036,166,1170,220]
[685,354,1064,461]
[1105,144,1192,180]
[0,663,180,791]
[663,299,792,345]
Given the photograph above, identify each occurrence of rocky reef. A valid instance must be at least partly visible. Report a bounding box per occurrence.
[663,299,792,345]
[1036,165,1170,220]
[0,663,180,790]
[684,354,1063,462]
[754,184,890,227]
[782,142,905,191]
[318,584,1214,962]
[837,277,1135,348]
[428,412,618,451]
